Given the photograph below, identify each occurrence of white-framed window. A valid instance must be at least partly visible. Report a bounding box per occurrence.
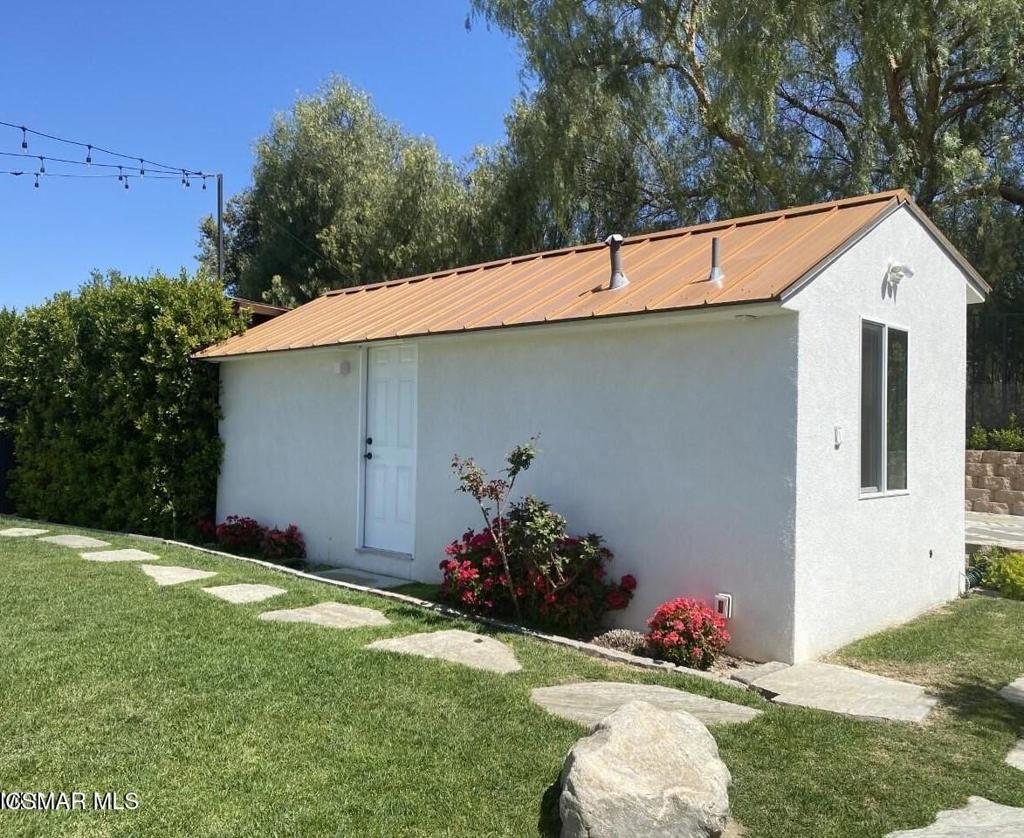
[861,320,908,494]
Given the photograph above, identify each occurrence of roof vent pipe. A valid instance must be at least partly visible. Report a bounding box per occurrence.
[604,234,629,290]
[707,236,725,285]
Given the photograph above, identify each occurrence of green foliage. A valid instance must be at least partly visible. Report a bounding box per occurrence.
[972,414,1024,450]
[0,271,245,537]
[985,551,1024,599]
[967,423,990,450]
[199,78,484,305]
[968,546,1005,589]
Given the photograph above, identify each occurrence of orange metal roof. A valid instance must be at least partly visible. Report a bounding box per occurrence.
[197,190,978,360]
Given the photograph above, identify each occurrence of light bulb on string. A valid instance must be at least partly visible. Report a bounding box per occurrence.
[85,145,92,165]
[180,169,187,188]
[124,175,129,190]
[139,158,145,177]
[117,166,123,182]
[201,176,207,191]
[21,127,27,151]
[33,173,39,188]
[38,157,45,174]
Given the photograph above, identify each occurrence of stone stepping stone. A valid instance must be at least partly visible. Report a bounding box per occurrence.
[531,681,761,727]
[885,796,1024,836]
[80,548,161,563]
[999,676,1024,707]
[1006,739,1024,771]
[1,527,49,537]
[749,661,936,723]
[38,534,110,549]
[141,564,217,587]
[203,583,287,604]
[259,601,390,629]
[367,629,521,674]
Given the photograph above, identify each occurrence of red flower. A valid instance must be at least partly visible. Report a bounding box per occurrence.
[620,574,637,592]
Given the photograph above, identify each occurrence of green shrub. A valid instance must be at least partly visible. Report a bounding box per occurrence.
[967,423,990,450]
[0,270,245,538]
[966,415,1024,452]
[985,551,1024,599]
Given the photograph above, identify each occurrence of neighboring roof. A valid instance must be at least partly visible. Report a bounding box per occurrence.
[229,297,290,319]
[198,190,987,360]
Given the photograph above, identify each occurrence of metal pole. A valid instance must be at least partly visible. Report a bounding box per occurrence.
[216,173,224,284]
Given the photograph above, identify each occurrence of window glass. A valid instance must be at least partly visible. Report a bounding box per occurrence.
[861,322,884,492]
[887,329,908,490]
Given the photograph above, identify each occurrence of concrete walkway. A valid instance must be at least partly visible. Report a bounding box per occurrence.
[748,661,936,722]
[998,676,1024,706]
[368,629,522,674]
[260,601,390,629]
[966,510,1024,550]
[141,564,217,587]
[312,566,409,589]
[1006,740,1024,771]
[80,548,161,563]
[531,681,761,727]
[885,796,1024,836]
[203,583,287,604]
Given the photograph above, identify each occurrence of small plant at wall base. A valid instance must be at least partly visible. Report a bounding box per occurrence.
[645,598,731,670]
[983,550,1024,600]
[210,515,306,566]
[444,440,636,634]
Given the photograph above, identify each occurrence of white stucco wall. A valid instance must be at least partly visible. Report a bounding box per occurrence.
[216,311,801,662]
[786,206,971,661]
[216,350,363,563]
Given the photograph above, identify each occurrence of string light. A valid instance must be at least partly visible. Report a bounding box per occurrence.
[1,119,208,177]
[38,156,45,174]
[34,172,39,188]
[138,158,145,177]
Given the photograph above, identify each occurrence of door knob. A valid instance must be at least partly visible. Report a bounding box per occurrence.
[364,451,373,460]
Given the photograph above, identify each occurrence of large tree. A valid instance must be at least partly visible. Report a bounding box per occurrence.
[471,0,1023,218]
[200,78,479,305]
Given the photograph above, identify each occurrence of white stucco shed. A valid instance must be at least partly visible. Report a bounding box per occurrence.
[198,190,988,662]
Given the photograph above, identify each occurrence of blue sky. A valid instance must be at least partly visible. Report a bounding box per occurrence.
[0,1,522,310]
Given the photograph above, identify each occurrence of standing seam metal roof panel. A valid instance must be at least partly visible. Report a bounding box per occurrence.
[195,190,982,360]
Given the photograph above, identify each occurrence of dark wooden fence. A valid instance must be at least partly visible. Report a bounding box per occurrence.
[968,311,1024,429]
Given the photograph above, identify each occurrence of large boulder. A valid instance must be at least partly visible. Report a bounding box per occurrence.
[559,700,732,838]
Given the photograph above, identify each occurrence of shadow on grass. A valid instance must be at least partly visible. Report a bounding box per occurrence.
[538,772,562,837]
[929,674,1024,731]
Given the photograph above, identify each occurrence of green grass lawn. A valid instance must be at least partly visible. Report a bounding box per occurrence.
[2,515,1023,837]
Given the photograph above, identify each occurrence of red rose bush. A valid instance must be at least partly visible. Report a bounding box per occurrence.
[443,441,636,635]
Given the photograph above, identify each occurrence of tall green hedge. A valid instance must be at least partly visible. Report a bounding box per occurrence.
[0,271,245,537]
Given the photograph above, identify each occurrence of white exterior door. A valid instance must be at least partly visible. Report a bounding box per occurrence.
[363,345,417,554]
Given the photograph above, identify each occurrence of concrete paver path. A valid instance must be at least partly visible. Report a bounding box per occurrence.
[80,548,161,563]
[885,796,1024,836]
[141,564,217,587]
[1006,739,1024,771]
[312,567,408,590]
[1,527,49,537]
[39,534,110,549]
[749,661,936,722]
[368,629,521,674]
[531,681,761,727]
[966,510,1024,550]
[999,676,1024,707]
[203,583,287,604]
[260,601,390,629]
